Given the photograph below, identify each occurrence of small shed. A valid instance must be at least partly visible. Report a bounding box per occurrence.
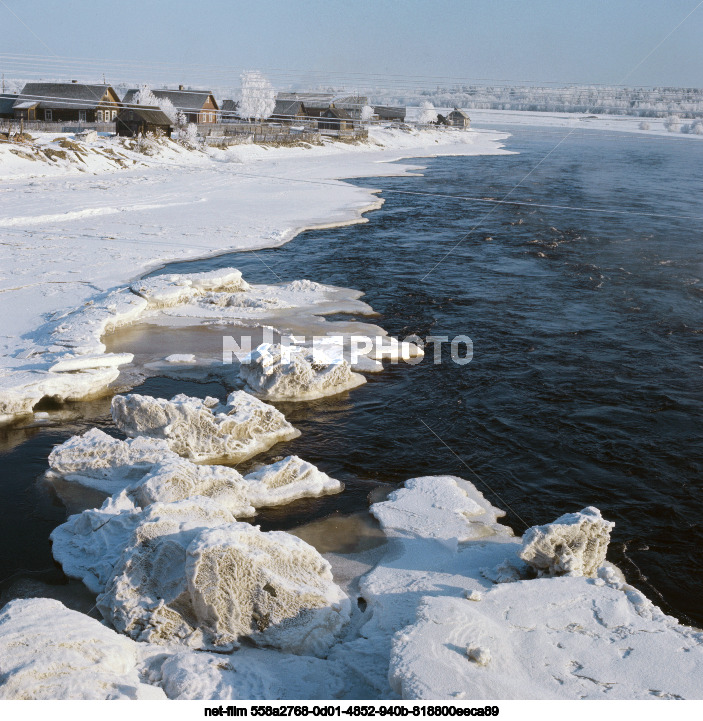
[447,107,470,128]
[318,107,352,131]
[115,107,173,137]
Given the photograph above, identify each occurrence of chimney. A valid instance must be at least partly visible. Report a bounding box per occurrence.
[179,84,184,91]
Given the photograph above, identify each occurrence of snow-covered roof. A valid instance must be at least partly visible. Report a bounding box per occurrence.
[14,83,116,110]
[116,106,173,125]
[271,99,306,117]
[448,107,470,119]
[122,88,217,112]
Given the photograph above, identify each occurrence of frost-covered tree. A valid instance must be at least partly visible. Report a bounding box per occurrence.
[361,105,374,123]
[418,101,438,125]
[238,71,276,121]
[664,114,681,132]
[638,121,651,130]
[134,84,178,123]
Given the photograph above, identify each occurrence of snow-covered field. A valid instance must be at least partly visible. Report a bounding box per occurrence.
[1,122,702,700]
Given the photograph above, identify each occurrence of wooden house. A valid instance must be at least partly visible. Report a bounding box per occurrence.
[220,99,240,122]
[122,86,219,123]
[276,92,333,119]
[446,107,471,128]
[115,107,173,137]
[270,99,308,123]
[12,82,121,123]
[0,94,19,119]
[332,95,368,121]
[373,105,406,123]
[318,106,352,131]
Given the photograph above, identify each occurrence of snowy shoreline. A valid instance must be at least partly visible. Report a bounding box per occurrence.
[0,125,511,423]
[1,124,702,700]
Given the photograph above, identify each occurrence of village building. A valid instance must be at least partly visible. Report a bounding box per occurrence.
[220,99,240,121]
[332,95,368,121]
[121,86,219,123]
[269,99,308,123]
[276,92,333,119]
[115,107,173,137]
[318,106,353,131]
[0,94,19,120]
[373,105,406,123]
[12,82,121,123]
[446,107,471,128]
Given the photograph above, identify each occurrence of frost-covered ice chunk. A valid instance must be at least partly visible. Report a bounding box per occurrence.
[52,496,235,595]
[388,579,703,700]
[50,492,143,593]
[129,459,254,517]
[48,427,179,494]
[131,268,250,308]
[239,343,366,401]
[519,506,614,577]
[187,524,350,654]
[98,518,349,654]
[111,390,300,462]
[0,598,165,700]
[49,352,134,373]
[244,455,343,507]
[372,475,512,548]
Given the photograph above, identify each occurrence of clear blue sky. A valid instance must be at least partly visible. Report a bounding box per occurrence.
[1,0,702,88]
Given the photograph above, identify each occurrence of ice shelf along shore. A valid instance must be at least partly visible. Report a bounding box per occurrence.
[2,465,702,699]
[0,125,510,424]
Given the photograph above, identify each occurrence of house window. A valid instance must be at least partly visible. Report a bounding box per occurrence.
[97,110,103,122]
[79,110,86,123]
[45,109,52,121]
[112,110,117,120]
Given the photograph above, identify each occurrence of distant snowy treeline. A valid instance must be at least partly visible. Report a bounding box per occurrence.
[373,85,703,118]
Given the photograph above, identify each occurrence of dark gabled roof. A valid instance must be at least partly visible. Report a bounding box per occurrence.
[221,99,239,112]
[373,105,406,119]
[271,99,306,117]
[115,106,173,125]
[14,83,116,110]
[122,88,218,112]
[448,107,470,119]
[0,94,19,115]
[322,107,351,120]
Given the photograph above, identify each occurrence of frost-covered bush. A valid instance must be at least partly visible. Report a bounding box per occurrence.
[179,123,200,147]
[638,121,651,130]
[239,71,276,121]
[664,114,681,132]
[418,101,438,125]
[681,119,703,135]
[361,105,374,122]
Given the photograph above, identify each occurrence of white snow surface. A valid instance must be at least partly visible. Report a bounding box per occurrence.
[0,598,166,700]
[0,126,510,423]
[111,390,300,462]
[240,342,366,401]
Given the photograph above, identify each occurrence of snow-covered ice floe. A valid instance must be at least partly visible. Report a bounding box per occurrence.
[19,474,703,698]
[111,390,300,462]
[0,598,165,700]
[239,343,366,401]
[96,509,349,654]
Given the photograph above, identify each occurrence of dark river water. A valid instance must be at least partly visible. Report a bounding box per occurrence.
[2,125,702,627]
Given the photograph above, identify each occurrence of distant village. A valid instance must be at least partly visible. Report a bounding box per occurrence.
[0,82,471,142]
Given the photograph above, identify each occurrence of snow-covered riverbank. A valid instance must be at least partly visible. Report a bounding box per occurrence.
[0,126,510,422]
